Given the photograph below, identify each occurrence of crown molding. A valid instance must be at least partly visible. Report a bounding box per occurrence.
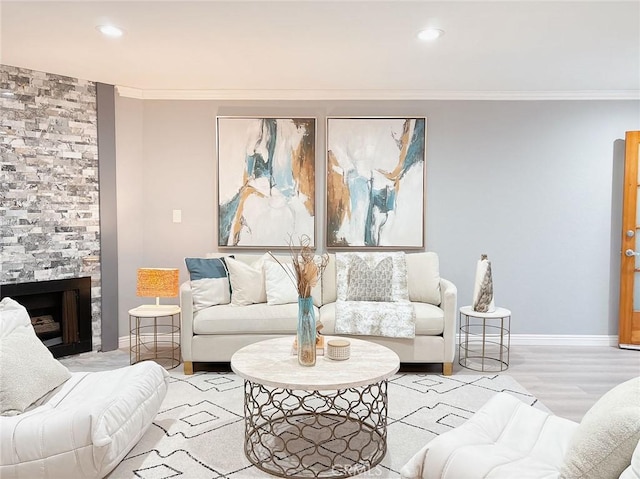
[115,86,640,101]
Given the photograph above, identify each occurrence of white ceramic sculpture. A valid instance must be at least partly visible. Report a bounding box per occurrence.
[472,254,495,313]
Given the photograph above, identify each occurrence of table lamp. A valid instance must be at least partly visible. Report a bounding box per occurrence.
[136,268,179,307]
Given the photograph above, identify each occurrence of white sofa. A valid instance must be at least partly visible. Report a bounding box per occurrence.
[0,297,170,479]
[400,376,640,479]
[180,251,457,375]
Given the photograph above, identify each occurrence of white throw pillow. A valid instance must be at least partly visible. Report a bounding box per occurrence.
[226,255,268,306]
[0,297,71,416]
[560,376,640,479]
[264,260,299,305]
[185,257,231,311]
[619,441,640,479]
[335,253,349,302]
[406,252,441,306]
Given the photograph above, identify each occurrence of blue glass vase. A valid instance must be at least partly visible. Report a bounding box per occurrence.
[297,296,316,366]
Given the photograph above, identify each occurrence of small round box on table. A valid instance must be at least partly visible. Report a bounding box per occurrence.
[129,305,181,369]
[458,305,511,372]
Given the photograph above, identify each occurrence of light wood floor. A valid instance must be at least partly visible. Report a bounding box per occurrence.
[452,344,640,422]
[110,344,639,423]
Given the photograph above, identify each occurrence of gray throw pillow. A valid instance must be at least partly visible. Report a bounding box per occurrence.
[560,376,640,479]
[346,256,393,301]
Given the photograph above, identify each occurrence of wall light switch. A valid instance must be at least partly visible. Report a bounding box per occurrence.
[172,209,182,223]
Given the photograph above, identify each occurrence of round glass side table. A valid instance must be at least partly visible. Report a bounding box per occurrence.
[458,305,511,372]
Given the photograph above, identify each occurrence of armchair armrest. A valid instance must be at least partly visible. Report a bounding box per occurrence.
[440,278,457,364]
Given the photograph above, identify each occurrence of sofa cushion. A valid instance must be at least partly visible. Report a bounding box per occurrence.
[0,297,72,416]
[226,254,268,306]
[406,252,441,306]
[185,257,231,311]
[264,260,298,305]
[560,376,640,479]
[193,303,312,334]
[319,301,444,336]
[323,252,441,306]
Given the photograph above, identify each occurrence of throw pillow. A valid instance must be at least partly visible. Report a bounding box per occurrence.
[406,252,441,306]
[560,376,640,479]
[346,256,393,301]
[264,260,299,305]
[336,252,409,302]
[0,297,71,416]
[226,255,268,306]
[185,257,231,311]
[618,441,640,479]
[335,253,350,301]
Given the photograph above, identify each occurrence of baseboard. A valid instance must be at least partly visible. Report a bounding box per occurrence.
[507,334,618,347]
[119,334,619,349]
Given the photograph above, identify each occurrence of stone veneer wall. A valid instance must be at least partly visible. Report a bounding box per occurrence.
[0,65,102,350]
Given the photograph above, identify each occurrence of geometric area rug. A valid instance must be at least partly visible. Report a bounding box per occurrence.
[106,372,545,478]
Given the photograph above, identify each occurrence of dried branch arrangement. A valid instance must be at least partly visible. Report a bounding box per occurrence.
[268,235,329,298]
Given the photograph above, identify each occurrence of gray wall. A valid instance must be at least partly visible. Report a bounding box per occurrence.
[114,96,640,340]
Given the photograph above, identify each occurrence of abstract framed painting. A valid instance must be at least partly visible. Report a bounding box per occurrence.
[326,117,426,249]
[217,117,316,248]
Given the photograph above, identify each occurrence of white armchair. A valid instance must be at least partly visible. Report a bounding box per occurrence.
[0,297,170,479]
[401,377,640,479]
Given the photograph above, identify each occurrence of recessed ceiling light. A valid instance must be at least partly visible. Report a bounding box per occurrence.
[1,91,15,97]
[97,25,124,38]
[418,28,444,42]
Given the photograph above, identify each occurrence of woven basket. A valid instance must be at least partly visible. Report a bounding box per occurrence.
[327,339,350,361]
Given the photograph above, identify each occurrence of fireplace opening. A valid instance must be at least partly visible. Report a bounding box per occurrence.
[1,277,92,357]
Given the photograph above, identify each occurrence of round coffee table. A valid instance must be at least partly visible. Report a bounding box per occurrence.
[231,336,400,478]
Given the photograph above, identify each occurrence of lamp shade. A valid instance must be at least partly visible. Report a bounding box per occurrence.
[136,268,179,299]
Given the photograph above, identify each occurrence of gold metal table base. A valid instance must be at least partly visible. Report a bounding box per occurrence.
[129,310,180,370]
[243,380,388,478]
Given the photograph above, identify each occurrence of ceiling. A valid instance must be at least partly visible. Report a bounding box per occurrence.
[1,1,639,99]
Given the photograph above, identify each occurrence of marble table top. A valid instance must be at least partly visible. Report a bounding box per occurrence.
[460,305,511,318]
[231,336,400,391]
[128,304,181,317]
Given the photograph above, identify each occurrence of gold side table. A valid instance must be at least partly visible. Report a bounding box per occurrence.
[458,305,511,372]
[129,304,181,369]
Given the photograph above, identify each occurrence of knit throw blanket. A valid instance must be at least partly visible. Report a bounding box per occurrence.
[334,252,416,338]
[335,300,416,338]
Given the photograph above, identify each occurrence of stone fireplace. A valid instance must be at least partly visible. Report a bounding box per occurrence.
[1,277,92,357]
[0,65,102,351]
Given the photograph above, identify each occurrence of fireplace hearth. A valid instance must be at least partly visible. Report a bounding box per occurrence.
[1,277,92,358]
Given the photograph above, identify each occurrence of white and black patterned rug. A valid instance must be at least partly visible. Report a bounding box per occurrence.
[106,371,545,479]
